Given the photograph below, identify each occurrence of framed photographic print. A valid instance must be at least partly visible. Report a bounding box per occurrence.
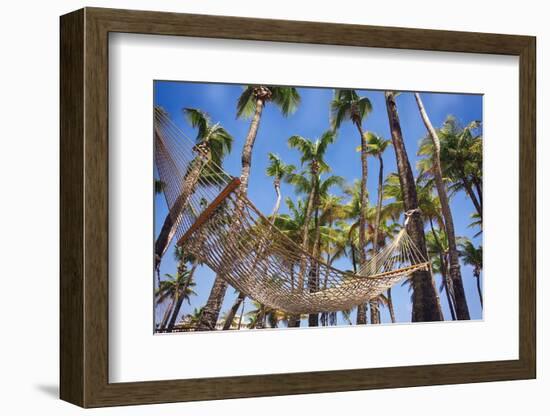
[60,7,536,408]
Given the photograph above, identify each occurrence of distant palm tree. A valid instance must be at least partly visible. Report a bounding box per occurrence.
[155,269,197,332]
[154,107,233,270]
[266,153,296,219]
[197,86,300,331]
[331,90,373,324]
[459,239,483,308]
[288,131,338,326]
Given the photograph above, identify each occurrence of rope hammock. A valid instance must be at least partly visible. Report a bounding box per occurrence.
[154,108,430,314]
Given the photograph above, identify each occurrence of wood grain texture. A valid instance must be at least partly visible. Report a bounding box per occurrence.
[59,8,84,406]
[59,7,537,408]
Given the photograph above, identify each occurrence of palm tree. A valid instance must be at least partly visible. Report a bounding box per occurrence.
[288,131,338,326]
[459,239,483,308]
[425,226,457,320]
[266,153,296,219]
[197,86,300,331]
[222,291,246,330]
[155,268,197,332]
[236,86,301,195]
[331,89,373,324]
[165,247,199,332]
[184,307,204,329]
[364,132,391,324]
[384,91,443,322]
[418,116,482,219]
[414,93,470,320]
[154,107,233,270]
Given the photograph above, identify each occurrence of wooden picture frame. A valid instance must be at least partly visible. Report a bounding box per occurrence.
[60,7,536,408]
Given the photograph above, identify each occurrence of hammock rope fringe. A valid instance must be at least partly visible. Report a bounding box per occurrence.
[154,109,430,314]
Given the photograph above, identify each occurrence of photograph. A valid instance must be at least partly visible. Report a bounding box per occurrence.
[153,82,483,333]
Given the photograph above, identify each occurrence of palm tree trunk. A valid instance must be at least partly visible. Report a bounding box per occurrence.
[223,292,246,330]
[472,177,483,211]
[289,177,316,328]
[414,93,470,320]
[429,218,457,321]
[271,178,282,219]
[356,122,369,325]
[197,97,265,331]
[387,288,396,323]
[385,91,443,322]
[166,292,184,333]
[369,300,380,324]
[440,254,457,320]
[461,175,483,219]
[255,305,266,329]
[159,299,174,332]
[196,277,228,330]
[369,154,385,325]
[238,298,246,330]
[475,272,483,309]
[308,201,321,327]
[154,133,207,270]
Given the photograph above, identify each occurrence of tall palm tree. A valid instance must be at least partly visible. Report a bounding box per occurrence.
[197,86,300,331]
[288,131,338,326]
[459,239,483,308]
[154,107,233,270]
[414,93,470,320]
[331,89,373,324]
[364,132,391,324]
[384,91,443,322]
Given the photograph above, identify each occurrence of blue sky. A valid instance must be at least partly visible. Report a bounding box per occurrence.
[154,81,483,327]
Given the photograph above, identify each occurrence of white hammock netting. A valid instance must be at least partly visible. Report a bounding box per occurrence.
[154,109,430,314]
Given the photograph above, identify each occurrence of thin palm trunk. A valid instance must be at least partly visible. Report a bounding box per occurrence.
[197,97,265,331]
[238,298,246,330]
[289,176,317,328]
[429,218,457,321]
[475,272,483,308]
[461,175,483,219]
[223,292,246,330]
[415,93,470,320]
[356,122,369,325]
[472,177,483,211]
[385,91,443,322]
[308,199,321,327]
[166,264,197,332]
[387,288,396,323]
[159,299,174,331]
[271,178,282,219]
[370,154,385,325]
